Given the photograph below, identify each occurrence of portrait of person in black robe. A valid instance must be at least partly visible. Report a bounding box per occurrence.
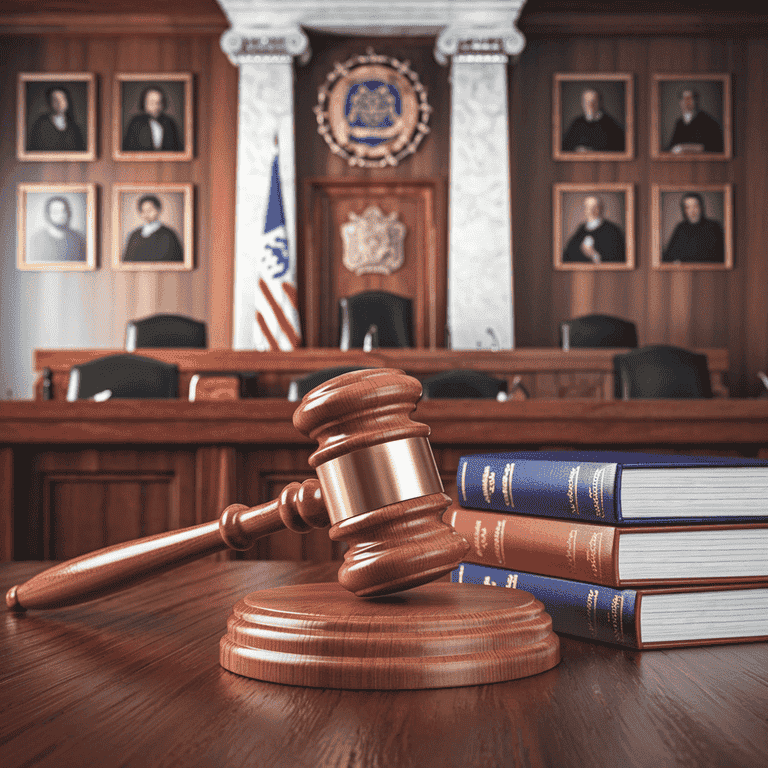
[662,192,724,264]
[562,89,625,153]
[27,86,86,153]
[563,196,626,265]
[122,195,184,263]
[665,89,724,154]
[29,196,87,263]
[122,86,183,152]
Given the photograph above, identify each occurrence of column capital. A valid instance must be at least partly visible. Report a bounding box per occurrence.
[220,26,311,66]
[435,22,526,66]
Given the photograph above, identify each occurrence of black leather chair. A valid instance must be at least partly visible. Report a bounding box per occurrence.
[613,345,713,399]
[287,367,369,402]
[339,291,413,350]
[420,369,508,400]
[560,314,638,351]
[125,314,207,350]
[66,354,179,401]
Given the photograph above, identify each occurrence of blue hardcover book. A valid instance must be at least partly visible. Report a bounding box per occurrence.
[451,563,768,649]
[456,450,768,525]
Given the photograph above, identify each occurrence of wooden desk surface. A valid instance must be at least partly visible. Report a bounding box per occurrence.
[1,561,766,768]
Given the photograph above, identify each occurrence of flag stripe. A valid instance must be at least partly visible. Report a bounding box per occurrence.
[256,312,280,350]
[259,278,300,348]
[282,281,299,310]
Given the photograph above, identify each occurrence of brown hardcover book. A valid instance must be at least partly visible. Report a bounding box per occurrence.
[447,506,768,588]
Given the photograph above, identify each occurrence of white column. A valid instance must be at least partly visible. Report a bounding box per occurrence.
[221,28,309,349]
[437,28,525,350]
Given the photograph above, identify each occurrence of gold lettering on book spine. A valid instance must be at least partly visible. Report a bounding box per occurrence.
[566,529,578,574]
[610,594,625,643]
[473,519,488,559]
[587,530,605,582]
[505,574,518,589]
[493,519,506,566]
[460,461,468,504]
[589,466,607,519]
[482,466,496,503]
[567,466,580,516]
[457,564,465,582]
[586,588,599,638]
[502,463,514,508]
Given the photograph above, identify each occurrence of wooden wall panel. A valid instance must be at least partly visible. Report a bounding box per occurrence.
[510,33,768,395]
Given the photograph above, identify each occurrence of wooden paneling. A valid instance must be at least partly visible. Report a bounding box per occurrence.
[510,33,768,396]
[304,179,443,347]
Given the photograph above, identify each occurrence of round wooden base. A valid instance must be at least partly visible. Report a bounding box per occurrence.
[220,582,560,690]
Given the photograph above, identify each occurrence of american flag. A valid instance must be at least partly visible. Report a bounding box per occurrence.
[252,149,301,350]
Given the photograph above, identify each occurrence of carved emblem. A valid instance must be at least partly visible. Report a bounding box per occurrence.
[341,206,406,276]
[315,48,432,168]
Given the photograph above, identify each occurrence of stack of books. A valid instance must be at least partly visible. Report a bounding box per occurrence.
[448,450,768,649]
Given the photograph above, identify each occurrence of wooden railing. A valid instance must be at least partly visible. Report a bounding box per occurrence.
[34,347,731,400]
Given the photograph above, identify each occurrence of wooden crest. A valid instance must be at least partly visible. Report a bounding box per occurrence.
[315,48,432,168]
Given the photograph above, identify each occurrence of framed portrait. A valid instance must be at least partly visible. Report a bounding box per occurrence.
[113,183,193,271]
[553,73,633,161]
[554,183,635,271]
[17,183,97,271]
[651,73,731,160]
[17,73,96,161]
[113,73,193,161]
[652,184,733,270]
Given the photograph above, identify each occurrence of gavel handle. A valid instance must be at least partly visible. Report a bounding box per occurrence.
[6,479,327,611]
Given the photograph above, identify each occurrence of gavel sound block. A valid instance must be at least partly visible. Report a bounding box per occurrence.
[7,369,559,689]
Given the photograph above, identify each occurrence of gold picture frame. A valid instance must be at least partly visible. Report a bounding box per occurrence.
[553,73,634,161]
[652,184,733,270]
[113,73,193,162]
[554,183,635,271]
[17,183,97,271]
[651,73,731,160]
[17,72,96,161]
[113,183,193,271]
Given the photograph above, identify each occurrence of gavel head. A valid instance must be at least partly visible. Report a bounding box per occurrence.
[292,368,470,597]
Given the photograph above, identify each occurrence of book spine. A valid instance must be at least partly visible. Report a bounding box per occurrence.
[457,455,620,522]
[452,563,639,648]
[448,507,621,587]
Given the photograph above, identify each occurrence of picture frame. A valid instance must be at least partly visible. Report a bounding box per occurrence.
[652,184,733,270]
[554,183,635,271]
[651,73,731,160]
[17,183,97,271]
[553,73,633,161]
[17,72,96,161]
[113,73,193,162]
[113,183,193,271]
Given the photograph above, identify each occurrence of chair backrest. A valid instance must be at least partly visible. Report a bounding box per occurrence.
[420,369,508,400]
[613,345,713,399]
[339,291,413,350]
[125,314,207,350]
[66,354,179,401]
[287,367,369,402]
[560,314,638,350]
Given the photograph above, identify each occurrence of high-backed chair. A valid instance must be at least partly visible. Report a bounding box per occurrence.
[420,369,509,401]
[66,354,179,401]
[287,367,369,403]
[560,314,638,351]
[613,345,713,399]
[339,291,413,350]
[125,314,207,351]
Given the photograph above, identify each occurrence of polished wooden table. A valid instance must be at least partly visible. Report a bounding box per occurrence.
[1,561,766,768]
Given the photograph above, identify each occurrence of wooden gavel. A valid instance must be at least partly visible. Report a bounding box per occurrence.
[7,368,470,611]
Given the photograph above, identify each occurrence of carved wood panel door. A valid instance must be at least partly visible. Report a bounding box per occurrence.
[303,179,445,348]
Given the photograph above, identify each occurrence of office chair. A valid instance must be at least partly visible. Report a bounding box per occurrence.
[66,354,179,401]
[420,369,509,401]
[339,291,414,350]
[613,345,713,399]
[560,314,638,351]
[125,314,207,351]
[287,367,369,402]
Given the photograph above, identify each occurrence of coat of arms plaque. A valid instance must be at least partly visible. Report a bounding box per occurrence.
[341,206,406,275]
[315,49,432,168]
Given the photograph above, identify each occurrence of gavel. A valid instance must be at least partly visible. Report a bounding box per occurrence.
[6,368,471,611]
